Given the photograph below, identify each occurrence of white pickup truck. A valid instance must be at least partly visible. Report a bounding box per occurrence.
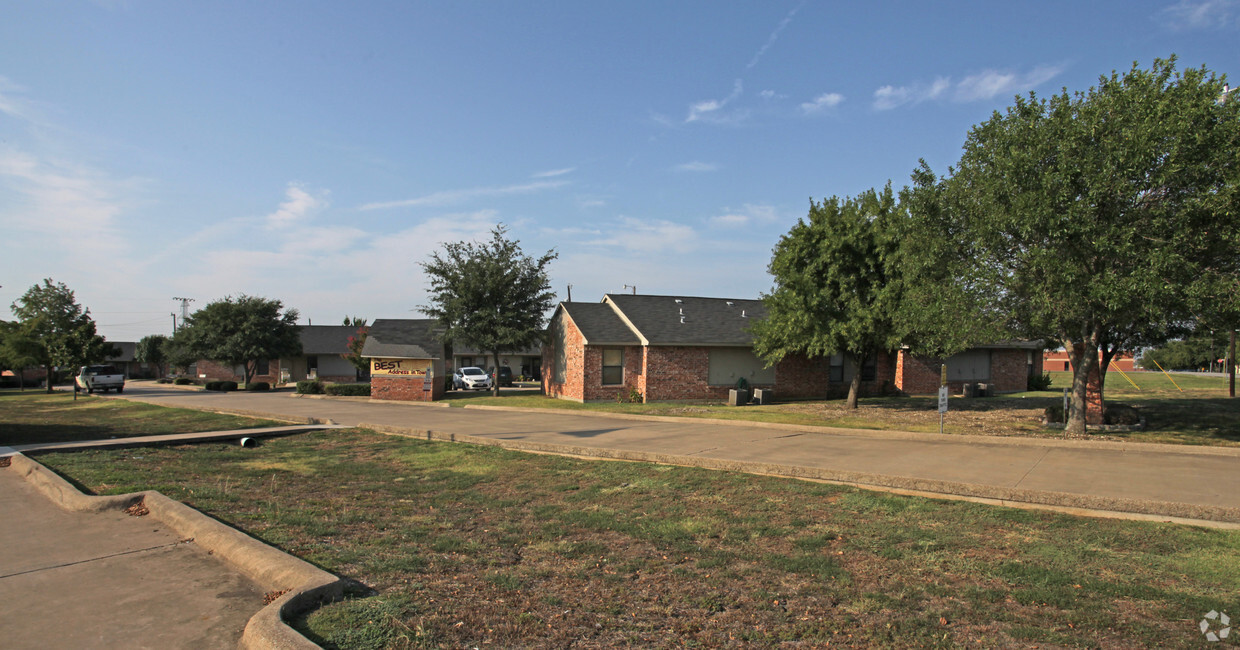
[76,365,126,394]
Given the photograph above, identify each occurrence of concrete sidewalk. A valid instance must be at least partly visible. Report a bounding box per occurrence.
[0,460,265,649]
[109,383,1240,527]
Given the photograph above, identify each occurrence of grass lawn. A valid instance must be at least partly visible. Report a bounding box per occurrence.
[442,372,1240,447]
[34,426,1240,649]
[0,391,282,445]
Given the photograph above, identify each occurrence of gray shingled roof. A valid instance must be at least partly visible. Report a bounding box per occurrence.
[361,319,446,359]
[559,302,641,345]
[299,325,358,355]
[605,294,765,346]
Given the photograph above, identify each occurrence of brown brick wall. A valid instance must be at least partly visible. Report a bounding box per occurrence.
[371,375,443,401]
[771,354,829,400]
[543,312,586,401]
[195,359,279,383]
[896,349,1041,394]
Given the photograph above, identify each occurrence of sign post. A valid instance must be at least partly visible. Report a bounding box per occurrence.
[938,364,948,434]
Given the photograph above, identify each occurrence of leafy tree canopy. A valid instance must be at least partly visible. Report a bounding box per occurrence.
[903,56,1240,433]
[9,279,118,392]
[176,295,302,386]
[134,334,170,378]
[752,185,904,408]
[420,224,557,396]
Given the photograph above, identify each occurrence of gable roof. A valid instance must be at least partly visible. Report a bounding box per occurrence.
[557,302,641,346]
[361,319,446,359]
[604,294,765,346]
[299,325,359,355]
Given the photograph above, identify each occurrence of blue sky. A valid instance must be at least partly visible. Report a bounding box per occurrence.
[2,1,1238,341]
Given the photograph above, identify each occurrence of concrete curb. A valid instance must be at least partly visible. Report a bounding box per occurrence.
[460,403,1240,457]
[6,453,346,649]
[360,422,1240,529]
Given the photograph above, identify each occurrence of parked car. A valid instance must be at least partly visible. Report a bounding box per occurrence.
[490,366,513,387]
[76,365,125,394]
[453,366,492,391]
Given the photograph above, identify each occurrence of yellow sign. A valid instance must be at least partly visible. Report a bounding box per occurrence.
[371,358,431,377]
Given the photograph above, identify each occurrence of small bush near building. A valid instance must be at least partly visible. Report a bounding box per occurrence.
[1105,404,1141,426]
[326,383,371,397]
[246,381,271,392]
[296,379,325,395]
[174,377,195,385]
[205,381,223,391]
[156,378,173,384]
[1027,373,1053,391]
[222,381,238,391]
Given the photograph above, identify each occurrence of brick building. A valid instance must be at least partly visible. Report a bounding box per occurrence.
[360,319,447,402]
[1043,348,1140,373]
[542,294,888,403]
[543,293,1043,402]
[193,325,365,385]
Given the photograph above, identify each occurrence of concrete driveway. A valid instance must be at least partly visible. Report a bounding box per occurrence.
[114,383,1240,526]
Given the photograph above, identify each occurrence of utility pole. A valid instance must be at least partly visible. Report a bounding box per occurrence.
[172,297,194,330]
[171,313,177,333]
[1230,330,1236,398]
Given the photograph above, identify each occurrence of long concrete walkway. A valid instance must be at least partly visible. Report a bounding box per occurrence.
[0,462,266,649]
[112,383,1240,526]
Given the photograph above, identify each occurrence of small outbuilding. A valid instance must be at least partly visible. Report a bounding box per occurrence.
[360,319,448,401]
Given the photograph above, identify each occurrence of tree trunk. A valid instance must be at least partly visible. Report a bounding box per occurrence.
[491,351,501,397]
[845,353,865,410]
[1098,345,1119,416]
[1065,336,1100,435]
[244,360,255,387]
[44,364,53,394]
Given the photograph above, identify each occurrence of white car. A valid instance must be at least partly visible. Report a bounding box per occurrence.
[453,366,492,391]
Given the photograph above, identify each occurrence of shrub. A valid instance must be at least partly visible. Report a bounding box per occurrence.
[297,379,325,395]
[174,377,194,385]
[326,383,371,397]
[1105,404,1140,426]
[156,378,173,384]
[221,381,238,391]
[204,381,223,391]
[1044,403,1065,424]
[246,381,271,392]
[1027,373,1053,391]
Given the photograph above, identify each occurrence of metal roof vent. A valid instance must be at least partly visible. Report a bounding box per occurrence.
[680,315,686,324]
[726,301,734,307]
[674,299,683,304]
[741,310,747,318]
[679,307,684,315]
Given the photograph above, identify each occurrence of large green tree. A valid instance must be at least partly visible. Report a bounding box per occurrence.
[134,334,170,378]
[420,224,557,396]
[0,320,41,390]
[904,57,1240,434]
[10,279,118,393]
[752,185,905,409]
[176,295,302,386]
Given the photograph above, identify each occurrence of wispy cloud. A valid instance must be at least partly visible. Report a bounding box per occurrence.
[686,79,745,124]
[708,203,779,228]
[603,217,699,254]
[746,1,806,70]
[800,92,844,115]
[0,146,139,264]
[267,182,328,227]
[532,167,576,178]
[874,65,1063,110]
[1159,0,1238,29]
[674,161,719,173]
[955,65,1063,102]
[0,76,39,122]
[358,179,569,211]
[873,77,951,110]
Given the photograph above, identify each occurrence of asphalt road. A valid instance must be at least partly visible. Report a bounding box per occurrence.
[114,383,1240,525]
